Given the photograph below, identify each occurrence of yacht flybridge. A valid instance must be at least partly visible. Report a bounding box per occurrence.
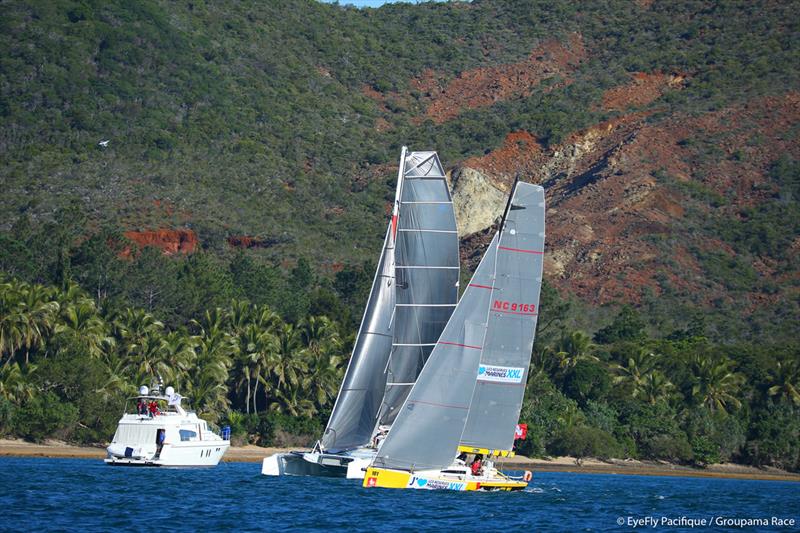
[105,385,230,467]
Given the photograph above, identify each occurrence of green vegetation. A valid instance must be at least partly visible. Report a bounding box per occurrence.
[0,274,350,445]
[0,267,798,470]
[0,0,798,468]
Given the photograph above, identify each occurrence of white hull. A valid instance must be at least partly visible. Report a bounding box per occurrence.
[106,441,229,467]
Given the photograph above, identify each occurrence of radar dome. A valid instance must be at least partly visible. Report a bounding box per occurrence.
[139,385,149,395]
[165,386,175,397]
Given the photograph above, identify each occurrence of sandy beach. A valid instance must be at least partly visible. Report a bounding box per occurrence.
[1,439,797,482]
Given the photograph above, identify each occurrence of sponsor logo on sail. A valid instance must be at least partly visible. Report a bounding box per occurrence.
[477,364,525,383]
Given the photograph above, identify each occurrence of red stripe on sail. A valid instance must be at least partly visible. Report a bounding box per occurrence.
[468,284,494,290]
[498,246,543,255]
[438,341,482,350]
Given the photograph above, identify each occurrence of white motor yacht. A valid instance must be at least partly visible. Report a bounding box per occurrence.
[105,385,230,467]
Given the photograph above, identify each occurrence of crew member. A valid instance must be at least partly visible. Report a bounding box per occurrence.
[470,454,483,476]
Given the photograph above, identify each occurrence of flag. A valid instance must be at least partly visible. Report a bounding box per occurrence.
[514,423,528,440]
[168,393,182,406]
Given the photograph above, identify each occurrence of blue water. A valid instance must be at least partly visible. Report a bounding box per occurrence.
[1,458,798,532]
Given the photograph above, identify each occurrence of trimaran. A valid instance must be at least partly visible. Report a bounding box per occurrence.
[262,147,460,477]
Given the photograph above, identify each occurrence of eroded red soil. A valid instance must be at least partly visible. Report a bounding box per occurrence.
[458,92,800,307]
[601,72,686,111]
[123,229,197,256]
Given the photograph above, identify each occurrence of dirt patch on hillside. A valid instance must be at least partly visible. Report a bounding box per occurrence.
[123,229,197,256]
[421,33,586,123]
[602,71,686,111]
[463,131,544,179]
[362,34,587,126]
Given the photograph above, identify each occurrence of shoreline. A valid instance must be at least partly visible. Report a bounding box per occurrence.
[1,439,797,482]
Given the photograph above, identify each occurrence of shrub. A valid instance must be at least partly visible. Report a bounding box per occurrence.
[11,392,79,442]
[549,425,621,461]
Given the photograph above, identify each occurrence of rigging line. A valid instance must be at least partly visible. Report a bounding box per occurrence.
[403,152,437,176]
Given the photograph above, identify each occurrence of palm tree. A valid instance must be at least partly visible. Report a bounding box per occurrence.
[0,279,59,366]
[554,331,598,370]
[113,308,164,352]
[690,355,744,413]
[55,299,113,359]
[0,361,37,403]
[299,316,344,411]
[156,331,197,389]
[768,360,800,406]
[264,323,310,416]
[639,370,676,405]
[233,324,277,414]
[185,319,237,421]
[612,348,658,394]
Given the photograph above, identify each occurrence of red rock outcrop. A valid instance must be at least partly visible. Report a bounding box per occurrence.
[123,229,197,255]
[454,92,800,306]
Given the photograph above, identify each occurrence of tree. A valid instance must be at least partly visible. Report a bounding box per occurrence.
[55,297,112,360]
[690,356,744,413]
[265,323,312,417]
[553,331,598,375]
[594,305,646,344]
[639,371,676,405]
[563,359,610,405]
[299,316,344,411]
[768,360,800,406]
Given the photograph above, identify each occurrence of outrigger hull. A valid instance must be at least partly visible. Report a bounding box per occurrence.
[362,467,528,492]
[262,451,372,479]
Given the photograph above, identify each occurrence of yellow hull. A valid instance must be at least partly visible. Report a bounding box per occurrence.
[362,467,528,492]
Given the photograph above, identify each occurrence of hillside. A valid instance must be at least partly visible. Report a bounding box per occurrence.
[2,0,799,341]
[2,0,799,471]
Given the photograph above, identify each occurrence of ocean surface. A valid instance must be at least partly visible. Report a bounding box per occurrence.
[1,457,798,532]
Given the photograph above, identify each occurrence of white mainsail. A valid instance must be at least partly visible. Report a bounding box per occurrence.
[372,181,545,471]
[321,148,458,451]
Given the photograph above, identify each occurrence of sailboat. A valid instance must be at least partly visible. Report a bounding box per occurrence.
[362,180,545,491]
[262,147,459,477]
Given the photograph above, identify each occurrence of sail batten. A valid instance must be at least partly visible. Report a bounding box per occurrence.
[373,182,545,470]
[322,148,458,451]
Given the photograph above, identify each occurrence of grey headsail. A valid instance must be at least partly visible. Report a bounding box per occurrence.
[372,181,545,471]
[377,151,459,427]
[321,222,395,451]
[321,148,458,451]
[459,182,545,452]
